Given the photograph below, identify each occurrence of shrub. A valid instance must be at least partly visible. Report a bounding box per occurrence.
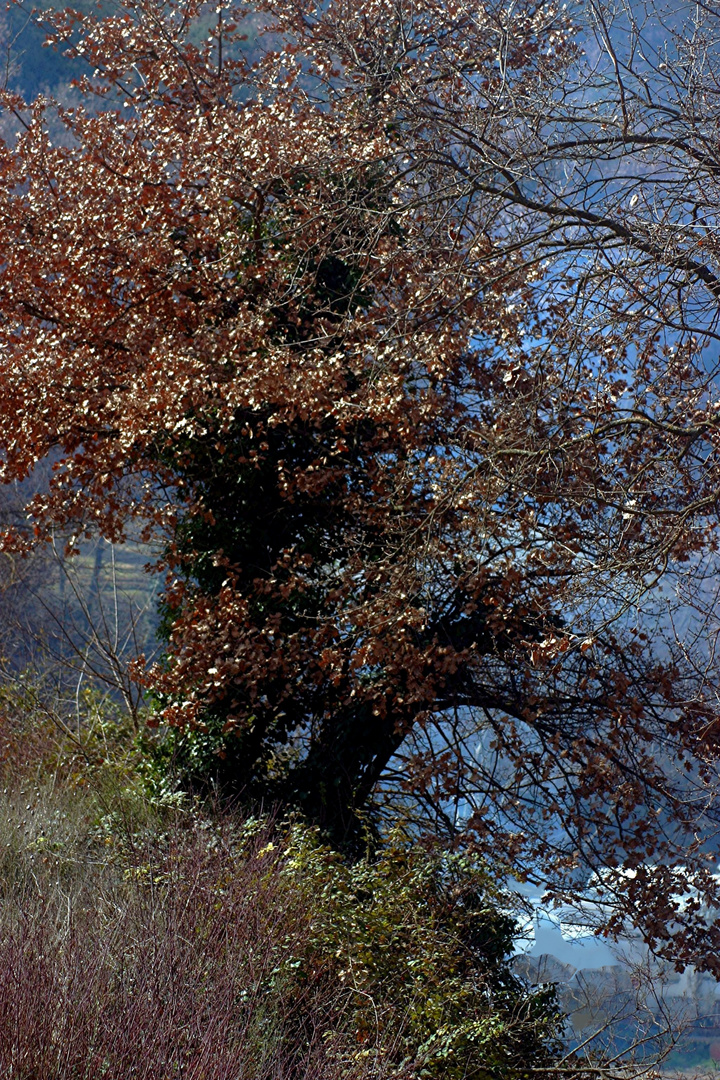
[0,789,563,1079]
[278,824,562,1079]
[0,680,565,1078]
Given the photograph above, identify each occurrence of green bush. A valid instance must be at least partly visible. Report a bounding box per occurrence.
[274,824,563,1079]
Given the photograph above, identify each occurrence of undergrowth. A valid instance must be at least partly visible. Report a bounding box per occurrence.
[0,676,565,1080]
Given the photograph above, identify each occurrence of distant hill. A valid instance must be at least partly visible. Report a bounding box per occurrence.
[4,0,263,104]
[0,465,160,710]
[4,0,90,100]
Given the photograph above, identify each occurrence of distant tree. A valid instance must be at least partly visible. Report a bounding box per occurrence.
[3,0,720,970]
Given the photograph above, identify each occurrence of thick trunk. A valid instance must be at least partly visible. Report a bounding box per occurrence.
[286,703,410,850]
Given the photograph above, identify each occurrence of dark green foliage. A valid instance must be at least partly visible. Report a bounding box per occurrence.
[151,402,395,827]
[148,226,408,842]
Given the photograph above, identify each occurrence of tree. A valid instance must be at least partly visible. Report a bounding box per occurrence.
[411,0,720,348]
[2,0,720,969]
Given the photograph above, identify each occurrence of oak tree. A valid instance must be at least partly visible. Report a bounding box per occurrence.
[2,0,720,968]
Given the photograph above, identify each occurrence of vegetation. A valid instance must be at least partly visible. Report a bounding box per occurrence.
[1,0,720,988]
[5,0,720,1068]
[0,684,567,1080]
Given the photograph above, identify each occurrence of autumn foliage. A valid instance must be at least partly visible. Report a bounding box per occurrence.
[2,0,720,967]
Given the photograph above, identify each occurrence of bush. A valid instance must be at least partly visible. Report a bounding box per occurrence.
[278,825,562,1079]
[0,680,565,1078]
[0,805,562,1078]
